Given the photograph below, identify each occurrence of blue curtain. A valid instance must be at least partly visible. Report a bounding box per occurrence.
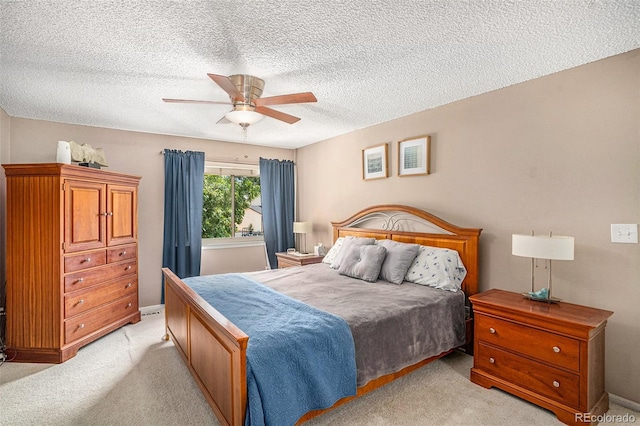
[259,158,295,269]
[162,149,205,302]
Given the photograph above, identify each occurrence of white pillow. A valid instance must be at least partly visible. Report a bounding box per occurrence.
[322,237,345,265]
[404,245,467,292]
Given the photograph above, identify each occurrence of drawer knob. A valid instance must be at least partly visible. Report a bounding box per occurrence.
[77,299,84,305]
[127,302,132,308]
[121,251,127,256]
[78,323,85,329]
[125,265,132,270]
[76,278,84,284]
[489,357,495,364]
[108,212,113,216]
[126,282,132,288]
[553,346,561,353]
[553,380,560,388]
[83,257,91,263]
[489,327,496,334]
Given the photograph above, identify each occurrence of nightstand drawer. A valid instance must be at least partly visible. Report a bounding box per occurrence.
[477,343,579,407]
[476,314,579,371]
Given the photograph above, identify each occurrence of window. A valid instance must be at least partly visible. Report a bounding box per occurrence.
[202,161,262,244]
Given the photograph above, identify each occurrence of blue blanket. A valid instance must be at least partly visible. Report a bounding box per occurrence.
[184,274,357,426]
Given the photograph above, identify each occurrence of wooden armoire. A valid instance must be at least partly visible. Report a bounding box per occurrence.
[3,163,141,363]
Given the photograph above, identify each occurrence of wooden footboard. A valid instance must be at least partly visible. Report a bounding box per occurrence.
[162,268,248,426]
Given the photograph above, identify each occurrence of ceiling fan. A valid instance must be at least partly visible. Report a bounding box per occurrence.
[163,74,317,129]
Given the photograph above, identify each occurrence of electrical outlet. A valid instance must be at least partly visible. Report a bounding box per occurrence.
[611,224,639,244]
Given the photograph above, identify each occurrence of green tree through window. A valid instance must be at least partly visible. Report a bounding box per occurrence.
[202,175,261,238]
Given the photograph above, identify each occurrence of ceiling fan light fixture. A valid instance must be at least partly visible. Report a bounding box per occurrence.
[225,106,264,127]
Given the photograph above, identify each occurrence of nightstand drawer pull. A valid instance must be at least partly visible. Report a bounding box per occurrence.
[126,282,132,288]
[553,346,561,353]
[553,381,560,388]
[489,327,496,334]
[78,323,85,329]
[77,299,84,305]
[489,357,495,364]
[127,302,132,308]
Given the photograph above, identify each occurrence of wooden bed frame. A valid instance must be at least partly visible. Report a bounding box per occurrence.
[162,205,482,426]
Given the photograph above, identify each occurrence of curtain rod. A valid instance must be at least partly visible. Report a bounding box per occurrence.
[159,151,260,166]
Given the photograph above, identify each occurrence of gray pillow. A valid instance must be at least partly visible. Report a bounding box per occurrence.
[330,236,376,269]
[338,244,388,282]
[375,239,420,284]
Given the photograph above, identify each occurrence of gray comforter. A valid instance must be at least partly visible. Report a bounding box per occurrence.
[246,263,465,387]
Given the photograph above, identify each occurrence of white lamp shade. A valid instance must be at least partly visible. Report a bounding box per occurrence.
[512,234,574,260]
[225,110,264,126]
[293,222,313,234]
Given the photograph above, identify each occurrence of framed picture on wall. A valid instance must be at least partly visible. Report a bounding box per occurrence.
[398,135,430,176]
[362,143,389,180]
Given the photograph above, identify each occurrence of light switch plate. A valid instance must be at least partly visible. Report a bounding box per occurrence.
[611,224,638,244]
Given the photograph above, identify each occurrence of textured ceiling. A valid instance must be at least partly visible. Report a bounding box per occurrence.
[1,1,639,149]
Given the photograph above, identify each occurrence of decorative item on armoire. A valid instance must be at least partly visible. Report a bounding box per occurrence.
[56,141,71,164]
[68,140,108,168]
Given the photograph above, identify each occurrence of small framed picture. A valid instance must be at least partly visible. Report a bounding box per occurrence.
[362,143,389,180]
[398,135,430,176]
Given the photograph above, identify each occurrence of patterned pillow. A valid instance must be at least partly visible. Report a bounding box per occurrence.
[322,237,345,265]
[375,240,420,284]
[338,244,387,282]
[404,245,467,292]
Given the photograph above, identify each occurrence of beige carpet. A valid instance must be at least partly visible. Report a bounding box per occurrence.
[0,309,636,425]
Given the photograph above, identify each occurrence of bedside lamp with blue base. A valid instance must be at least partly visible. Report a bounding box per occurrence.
[512,232,574,303]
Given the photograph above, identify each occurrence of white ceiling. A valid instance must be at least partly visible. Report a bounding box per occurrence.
[1,1,639,149]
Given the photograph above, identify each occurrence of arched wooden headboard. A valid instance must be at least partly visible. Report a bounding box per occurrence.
[331,204,482,297]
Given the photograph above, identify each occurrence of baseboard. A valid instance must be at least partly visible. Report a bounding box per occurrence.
[140,304,164,316]
[610,393,640,412]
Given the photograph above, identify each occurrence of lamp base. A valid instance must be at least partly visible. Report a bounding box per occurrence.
[522,293,562,303]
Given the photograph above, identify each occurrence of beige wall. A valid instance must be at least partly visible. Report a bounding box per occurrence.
[4,119,294,307]
[297,50,640,403]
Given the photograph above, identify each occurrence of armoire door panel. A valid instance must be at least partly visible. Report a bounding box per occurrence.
[107,184,137,246]
[65,180,106,253]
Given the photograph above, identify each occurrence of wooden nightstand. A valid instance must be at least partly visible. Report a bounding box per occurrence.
[276,252,325,269]
[469,289,613,426]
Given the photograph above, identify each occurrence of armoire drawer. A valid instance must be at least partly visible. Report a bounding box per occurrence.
[476,314,579,372]
[64,276,138,318]
[64,293,139,344]
[476,342,580,407]
[107,244,137,263]
[64,250,107,273]
[64,259,137,292]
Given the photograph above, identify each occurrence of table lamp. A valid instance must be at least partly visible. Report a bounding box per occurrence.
[512,232,574,302]
[293,222,313,254]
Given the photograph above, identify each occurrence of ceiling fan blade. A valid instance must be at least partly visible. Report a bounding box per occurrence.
[162,98,231,105]
[207,73,245,102]
[254,92,317,107]
[255,106,301,124]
